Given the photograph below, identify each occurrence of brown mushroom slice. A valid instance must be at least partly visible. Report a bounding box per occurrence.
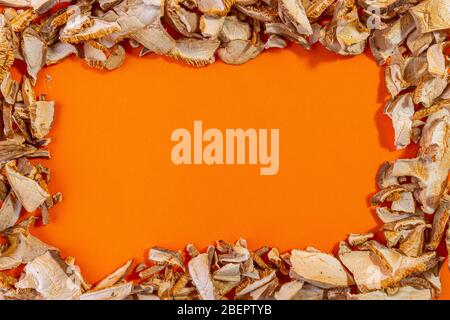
[382,215,426,232]
[168,38,220,67]
[132,22,176,55]
[46,42,78,65]
[80,282,133,300]
[274,280,304,300]
[93,259,133,290]
[290,249,354,289]
[5,161,49,213]
[0,220,51,270]
[61,18,121,44]
[197,0,235,16]
[105,44,126,71]
[219,15,251,42]
[384,53,409,98]
[423,260,443,298]
[371,184,412,205]
[348,233,374,246]
[384,93,414,150]
[9,9,37,33]
[295,283,325,300]
[427,195,450,251]
[1,72,19,105]
[213,263,240,282]
[319,0,369,55]
[0,16,15,83]
[399,224,427,257]
[188,253,216,300]
[235,3,278,22]
[29,101,55,139]
[392,109,450,213]
[21,28,46,80]
[426,43,447,77]
[15,250,82,300]
[413,74,448,107]
[218,39,264,65]
[278,0,312,35]
[200,15,225,38]
[247,276,278,300]
[403,55,429,86]
[148,247,184,269]
[0,193,21,232]
[347,286,432,300]
[406,29,433,56]
[0,141,39,162]
[409,0,450,33]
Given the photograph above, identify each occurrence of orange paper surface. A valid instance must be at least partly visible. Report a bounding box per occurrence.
[25,44,449,298]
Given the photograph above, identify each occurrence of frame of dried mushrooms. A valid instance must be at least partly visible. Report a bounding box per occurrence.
[0,0,449,300]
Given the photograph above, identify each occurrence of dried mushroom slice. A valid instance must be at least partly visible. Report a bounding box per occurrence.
[348,233,374,246]
[29,101,54,139]
[132,21,176,55]
[427,195,450,251]
[105,44,126,70]
[409,0,450,33]
[5,160,49,212]
[306,0,336,19]
[426,42,448,77]
[165,0,199,37]
[15,250,82,300]
[0,16,15,83]
[80,282,133,300]
[1,72,19,105]
[0,141,38,162]
[264,35,288,49]
[274,279,304,300]
[200,15,225,39]
[148,247,184,269]
[83,41,107,69]
[290,248,354,288]
[264,22,310,48]
[218,39,264,65]
[9,9,37,33]
[384,93,414,150]
[413,74,448,107]
[347,285,432,300]
[219,15,251,42]
[319,0,369,55]
[0,193,21,232]
[235,3,278,22]
[278,0,312,35]
[0,220,51,270]
[46,42,78,65]
[21,27,46,80]
[61,18,120,44]
[188,253,215,300]
[406,29,433,56]
[93,259,133,290]
[197,0,235,16]
[392,109,450,213]
[168,38,220,67]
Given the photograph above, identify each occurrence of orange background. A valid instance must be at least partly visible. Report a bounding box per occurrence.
[23,44,450,298]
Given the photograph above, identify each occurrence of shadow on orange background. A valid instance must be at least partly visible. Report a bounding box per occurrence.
[21,43,449,298]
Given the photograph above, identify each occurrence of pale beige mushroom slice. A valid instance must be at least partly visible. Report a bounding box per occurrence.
[1,71,19,105]
[148,247,184,269]
[384,93,415,150]
[274,280,304,300]
[290,248,354,289]
[409,0,450,33]
[319,0,369,55]
[0,16,15,83]
[306,0,335,19]
[406,29,433,56]
[219,15,251,42]
[218,39,264,65]
[93,259,133,291]
[168,38,220,67]
[294,283,325,300]
[278,0,313,35]
[105,44,126,70]
[264,22,310,48]
[29,100,55,139]
[264,35,288,49]
[235,269,277,298]
[235,3,278,22]
[0,193,21,232]
[0,220,51,270]
[213,263,241,282]
[398,224,427,257]
[15,250,82,300]
[200,15,225,38]
[413,74,448,107]
[197,0,235,16]
[347,286,432,300]
[376,162,399,189]
[165,0,199,37]
[427,195,450,251]
[426,42,447,77]
[46,42,78,65]
[0,0,30,7]
[132,21,176,55]
[403,55,429,86]
[60,18,121,44]
[391,191,415,213]
[188,253,216,300]
[5,160,49,213]
[21,27,46,80]
[80,282,133,300]
[392,109,450,213]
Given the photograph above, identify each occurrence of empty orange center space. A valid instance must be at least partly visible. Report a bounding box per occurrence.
[30,44,405,284]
